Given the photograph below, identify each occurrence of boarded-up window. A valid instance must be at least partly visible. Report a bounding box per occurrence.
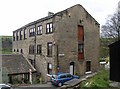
[78,25,84,42]
[78,25,84,60]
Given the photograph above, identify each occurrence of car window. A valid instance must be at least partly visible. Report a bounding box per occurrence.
[60,75,66,78]
[52,75,57,79]
[66,74,73,78]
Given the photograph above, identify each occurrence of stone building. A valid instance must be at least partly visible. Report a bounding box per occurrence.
[13,4,100,82]
[0,54,36,84]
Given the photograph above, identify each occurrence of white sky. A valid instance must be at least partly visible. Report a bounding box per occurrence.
[0,0,120,36]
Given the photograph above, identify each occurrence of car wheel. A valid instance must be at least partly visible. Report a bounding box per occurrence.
[58,82,62,87]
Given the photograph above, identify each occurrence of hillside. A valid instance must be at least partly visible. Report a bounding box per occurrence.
[0,36,12,54]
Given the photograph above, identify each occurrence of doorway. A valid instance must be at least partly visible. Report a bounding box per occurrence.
[70,62,74,75]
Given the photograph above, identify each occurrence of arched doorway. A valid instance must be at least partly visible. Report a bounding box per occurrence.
[70,62,75,75]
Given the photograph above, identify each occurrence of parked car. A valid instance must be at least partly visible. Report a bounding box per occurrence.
[50,73,79,87]
[0,84,11,89]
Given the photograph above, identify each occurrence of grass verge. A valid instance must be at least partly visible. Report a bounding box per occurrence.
[80,69,110,88]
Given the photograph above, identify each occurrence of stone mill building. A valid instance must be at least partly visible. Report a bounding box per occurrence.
[12,4,100,82]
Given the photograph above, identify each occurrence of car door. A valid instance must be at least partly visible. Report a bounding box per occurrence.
[66,74,74,81]
[59,74,67,83]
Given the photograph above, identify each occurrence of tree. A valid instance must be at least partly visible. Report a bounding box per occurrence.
[100,8,120,58]
[101,12,120,42]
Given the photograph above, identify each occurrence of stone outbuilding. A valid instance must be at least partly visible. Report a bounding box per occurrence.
[0,54,36,84]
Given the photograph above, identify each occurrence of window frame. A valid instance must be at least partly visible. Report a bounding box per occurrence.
[78,43,84,60]
[13,32,15,41]
[47,42,53,57]
[16,31,19,41]
[29,45,35,54]
[37,25,42,35]
[46,22,53,34]
[29,27,35,37]
[24,29,27,39]
[47,63,52,74]
[86,61,91,72]
[37,45,42,54]
[20,30,23,40]
[21,49,23,53]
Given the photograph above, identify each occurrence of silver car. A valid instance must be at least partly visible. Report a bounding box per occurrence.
[0,84,11,89]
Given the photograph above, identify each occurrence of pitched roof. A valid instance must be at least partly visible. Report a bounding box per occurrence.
[13,4,99,32]
[108,40,120,47]
[1,54,36,75]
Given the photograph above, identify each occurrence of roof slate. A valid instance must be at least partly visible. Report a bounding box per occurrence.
[0,54,36,75]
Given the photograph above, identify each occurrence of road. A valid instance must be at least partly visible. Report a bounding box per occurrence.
[12,82,59,89]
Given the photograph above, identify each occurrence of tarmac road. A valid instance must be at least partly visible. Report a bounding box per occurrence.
[12,82,58,89]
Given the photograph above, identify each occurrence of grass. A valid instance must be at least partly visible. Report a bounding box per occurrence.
[80,69,110,88]
[0,48,12,54]
[1,50,12,54]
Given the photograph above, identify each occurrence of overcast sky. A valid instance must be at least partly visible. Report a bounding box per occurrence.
[0,0,120,36]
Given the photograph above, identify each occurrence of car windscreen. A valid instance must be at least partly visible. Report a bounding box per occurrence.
[52,75,57,79]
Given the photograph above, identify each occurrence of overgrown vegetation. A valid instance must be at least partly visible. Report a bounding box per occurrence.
[80,69,110,88]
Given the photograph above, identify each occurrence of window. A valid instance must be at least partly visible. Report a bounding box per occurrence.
[37,25,42,35]
[29,45,34,54]
[37,45,42,54]
[78,43,84,60]
[47,63,52,74]
[66,74,73,78]
[78,25,84,42]
[20,30,23,40]
[29,28,35,37]
[16,32,19,41]
[86,61,91,72]
[78,44,84,53]
[17,49,19,52]
[29,59,34,66]
[47,42,52,57]
[21,49,23,53]
[46,23,53,34]
[13,32,15,41]
[60,75,66,78]
[24,29,27,39]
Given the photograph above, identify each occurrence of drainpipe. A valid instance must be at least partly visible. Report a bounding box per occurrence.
[34,24,37,68]
[56,44,59,73]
